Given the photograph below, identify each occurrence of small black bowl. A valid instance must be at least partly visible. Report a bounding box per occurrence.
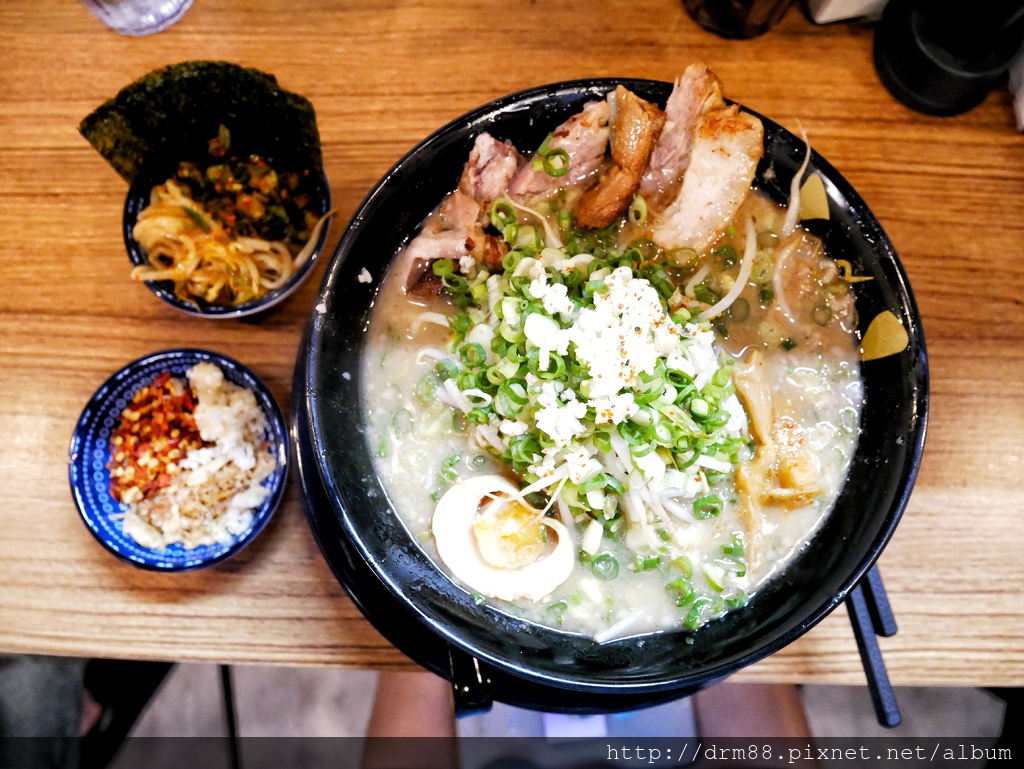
[300,79,929,702]
[124,165,332,319]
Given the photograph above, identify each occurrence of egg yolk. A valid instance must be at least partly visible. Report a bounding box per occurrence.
[472,496,547,569]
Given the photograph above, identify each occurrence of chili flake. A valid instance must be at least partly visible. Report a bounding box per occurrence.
[107,372,204,504]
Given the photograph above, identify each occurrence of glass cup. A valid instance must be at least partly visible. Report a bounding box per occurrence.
[683,0,795,39]
[79,0,194,36]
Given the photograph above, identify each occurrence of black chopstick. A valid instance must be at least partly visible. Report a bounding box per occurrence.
[448,645,493,717]
[863,565,898,637]
[846,580,902,728]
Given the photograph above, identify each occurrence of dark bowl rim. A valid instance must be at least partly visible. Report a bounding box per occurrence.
[123,166,333,319]
[68,346,290,572]
[303,77,929,693]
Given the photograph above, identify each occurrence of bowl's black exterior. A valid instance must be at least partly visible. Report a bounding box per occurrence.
[123,164,332,319]
[300,79,928,698]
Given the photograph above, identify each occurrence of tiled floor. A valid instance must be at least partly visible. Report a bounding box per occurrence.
[126,664,379,738]
[122,663,1006,742]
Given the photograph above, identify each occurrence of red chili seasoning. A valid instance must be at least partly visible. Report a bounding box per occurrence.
[107,372,204,504]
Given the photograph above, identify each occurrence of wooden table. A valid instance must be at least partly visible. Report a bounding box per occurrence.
[1,0,1022,687]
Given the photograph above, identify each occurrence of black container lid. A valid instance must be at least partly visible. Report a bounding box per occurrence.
[874,0,1024,117]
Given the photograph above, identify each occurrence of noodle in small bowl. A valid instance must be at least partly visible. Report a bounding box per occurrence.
[123,164,332,319]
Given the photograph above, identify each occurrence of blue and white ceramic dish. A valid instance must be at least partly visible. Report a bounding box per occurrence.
[69,348,288,571]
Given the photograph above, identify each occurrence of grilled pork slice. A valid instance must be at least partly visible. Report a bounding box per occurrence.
[651,105,763,255]
[457,133,522,222]
[574,87,665,230]
[403,133,521,291]
[507,100,611,204]
[639,63,724,211]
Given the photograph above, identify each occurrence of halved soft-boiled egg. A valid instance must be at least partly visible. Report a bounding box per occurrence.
[431,474,574,602]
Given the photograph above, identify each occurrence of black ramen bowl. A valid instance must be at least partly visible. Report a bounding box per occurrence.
[124,165,332,319]
[298,79,928,704]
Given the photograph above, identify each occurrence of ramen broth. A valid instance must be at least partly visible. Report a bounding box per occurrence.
[362,188,862,640]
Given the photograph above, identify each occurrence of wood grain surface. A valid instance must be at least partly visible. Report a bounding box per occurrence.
[1,0,1022,686]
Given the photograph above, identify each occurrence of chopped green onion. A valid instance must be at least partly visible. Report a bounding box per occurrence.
[728,298,750,322]
[536,132,554,156]
[683,597,712,630]
[547,600,568,625]
[432,259,455,277]
[489,200,516,230]
[471,283,488,303]
[443,274,469,294]
[703,562,727,592]
[603,476,625,495]
[448,313,471,333]
[713,244,738,267]
[460,343,487,368]
[541,148,570,178]
[724,591,749,609]
[634,554,661,572]
[628,196,648,225]
[751,254,774,284]
[667,247,698,268]
[392,408,413,436]
[440,453,461,482]
[435,359,459,381]
[502,250,523,272]
[183,207,211,233]
[591,553,619,580]
[578,474,608,495]
[671,308,692,325]
[720,532,745,557]
[415,372,438,403]
[693,493,723,520]
[466,407,489,424]
[666,577,695,606]
[693,284,719,305]
[671,556,693,578]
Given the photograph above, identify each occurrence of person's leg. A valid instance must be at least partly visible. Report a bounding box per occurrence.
[0,655,86,738]
[0,654,87,769]
[694,682,812,738]
[367,670,456,738]
[364,670,458,769]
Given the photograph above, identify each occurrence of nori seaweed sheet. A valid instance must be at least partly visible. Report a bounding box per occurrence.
[79,61,322,184]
